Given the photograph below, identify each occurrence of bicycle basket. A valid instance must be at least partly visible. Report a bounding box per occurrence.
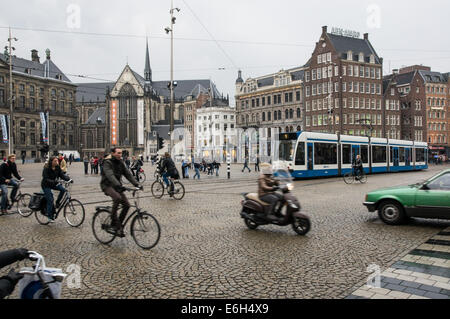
[29,193,45,211]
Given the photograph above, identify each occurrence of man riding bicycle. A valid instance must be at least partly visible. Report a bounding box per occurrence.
[352,154,364,180]
[130,156,143,180]
[160,152,180,197]
[0,155,24,214]
[100,148,142,237]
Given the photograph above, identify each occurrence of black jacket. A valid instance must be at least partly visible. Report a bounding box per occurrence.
[353,158,363,168]
[0,249,28,299]
[100,156,138,192]
[161,157,178,176]
[41,165,69,189]
[0,161,21,185]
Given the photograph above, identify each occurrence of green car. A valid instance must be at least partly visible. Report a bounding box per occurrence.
[364,169,450,225]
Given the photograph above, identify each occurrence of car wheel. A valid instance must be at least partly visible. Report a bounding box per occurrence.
[378,200,407,225]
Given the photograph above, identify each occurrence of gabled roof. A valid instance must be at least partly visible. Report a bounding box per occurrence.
[85,107,106,125]
[395,71,416,86]
[418,70,447,83]
[327,33,381,64]
[0,53,72,83]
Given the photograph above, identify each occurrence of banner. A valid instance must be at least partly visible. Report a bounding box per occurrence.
[40,112,48,143]
[137,99,144,145]
[111,100,117,145]
[1,115,8,143]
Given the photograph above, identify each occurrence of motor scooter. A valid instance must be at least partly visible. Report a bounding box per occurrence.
[240,169,311,235]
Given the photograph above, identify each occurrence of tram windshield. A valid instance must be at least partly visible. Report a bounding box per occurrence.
[279,140,296,161]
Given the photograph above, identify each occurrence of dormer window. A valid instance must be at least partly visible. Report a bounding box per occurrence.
[358,53,364,62]
[370,54,375,64]
[347,51,353,61]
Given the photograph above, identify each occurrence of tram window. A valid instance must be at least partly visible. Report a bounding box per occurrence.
[361,145,368,163]
[416,148,425,162]
[314,143,337,165]
[390,147,393,163]
[399,148,405,162]
[372,146,386,163]
[342,144,352,164]
[295,142,306,166]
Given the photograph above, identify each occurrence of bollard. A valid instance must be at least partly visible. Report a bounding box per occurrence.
[227,155,231,179]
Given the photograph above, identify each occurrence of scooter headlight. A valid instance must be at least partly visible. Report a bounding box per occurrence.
[287,183,294,191]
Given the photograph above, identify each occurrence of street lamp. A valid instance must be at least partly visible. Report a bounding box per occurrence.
[165,0,180,156]
[6,28,18,156]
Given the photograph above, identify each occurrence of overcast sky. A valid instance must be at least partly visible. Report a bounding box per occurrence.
[0,0,449,105]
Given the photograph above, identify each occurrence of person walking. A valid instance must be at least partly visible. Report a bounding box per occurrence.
[193,162,201,180]
[242,157,251,173]
[99,156,104,175]
[58,154,67,174]
[69,154,73,166]
[181,159,187,179]
[83,155,89,175]
[255,155,260,172]
[21,153,26,165]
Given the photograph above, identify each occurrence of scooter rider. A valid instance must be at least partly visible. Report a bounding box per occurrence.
[258,163,282,220]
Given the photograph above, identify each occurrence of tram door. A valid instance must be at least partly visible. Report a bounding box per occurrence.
[405,148,411,166]
[307,143,314,171]
[393,148,399,167]
[352,145,360,164]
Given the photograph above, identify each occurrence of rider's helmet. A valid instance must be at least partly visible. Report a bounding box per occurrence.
[261,163,273,176]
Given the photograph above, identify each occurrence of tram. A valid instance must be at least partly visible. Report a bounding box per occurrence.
[276,131,428,179]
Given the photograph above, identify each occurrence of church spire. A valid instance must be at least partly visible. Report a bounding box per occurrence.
[144,37,152,82]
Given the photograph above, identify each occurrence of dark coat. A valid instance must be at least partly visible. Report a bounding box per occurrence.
[41,165,70,189]
[161,157,178,178]
[0,161,21,185]
[0,249,28,299]
[100,156,138,192]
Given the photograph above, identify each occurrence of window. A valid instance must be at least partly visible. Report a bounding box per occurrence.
[427,173,450,190]
[372,146,386,163]
[314,143,337,165]
[342,144,352,164]
[0,89,4,105]
[361,145,369,163]
[296,91,301,101]
[295,142,305,165]
[416,148,425,162]
[297,108,301,118]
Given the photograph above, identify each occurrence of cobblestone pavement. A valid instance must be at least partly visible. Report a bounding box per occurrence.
[1,161,450,299]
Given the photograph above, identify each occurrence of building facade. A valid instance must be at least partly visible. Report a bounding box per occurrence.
[0,49,77,160]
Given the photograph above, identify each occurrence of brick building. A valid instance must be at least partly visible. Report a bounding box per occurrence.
[0,49,77,160]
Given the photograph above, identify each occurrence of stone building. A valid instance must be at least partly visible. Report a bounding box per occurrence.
[0,49,77,160]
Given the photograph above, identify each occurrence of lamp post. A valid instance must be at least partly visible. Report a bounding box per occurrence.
[6,28,18,156]
[165,1,180,156]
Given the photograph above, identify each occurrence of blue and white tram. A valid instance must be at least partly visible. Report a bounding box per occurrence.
[276,131,428,179]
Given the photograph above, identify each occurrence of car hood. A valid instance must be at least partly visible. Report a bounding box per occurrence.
[369,184,419,194]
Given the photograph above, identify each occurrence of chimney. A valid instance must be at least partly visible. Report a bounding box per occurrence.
[364,33,369,40]
[31,50,40,63]
[393,69,399,75]
[322,26,328,34]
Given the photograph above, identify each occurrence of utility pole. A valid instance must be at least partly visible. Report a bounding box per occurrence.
[7,28,17,156]
[165,0,180,156]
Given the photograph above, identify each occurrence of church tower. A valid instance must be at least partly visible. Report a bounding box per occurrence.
[144,37,152,82]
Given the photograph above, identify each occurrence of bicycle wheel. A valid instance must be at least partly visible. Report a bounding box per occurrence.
[131,212,161,250]
[171,181,185,200]
[64,199,85,227]
[151,181,164,199]
[92,209,116,244]
[138,172,146,183]
[16,193,33,217]
[343,172,354,184]
[359,172,367,184]
[35,208,50,225]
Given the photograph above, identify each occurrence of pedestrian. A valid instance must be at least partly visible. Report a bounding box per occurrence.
[181,159,186,179]
[125,156,131,169]
[99,156,104,175]
[193,162,201,179]
[213,160,221,177]
[83,155,89,175]
[94,156,99,174]
[69,154,73,166]
[255,155,260,172]
[185,162,190,179]
[58,154,67,173]
[21,153,26,165]
[242,157,251,173]
[90,157,95,174]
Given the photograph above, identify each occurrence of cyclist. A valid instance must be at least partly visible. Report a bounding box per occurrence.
[352,154,364,180]
[0,248,31,299]
[42,156,72,223]
[160,152,180,197]
[0,154,24,214]
[130,156,143,180]
[100,147,142,237]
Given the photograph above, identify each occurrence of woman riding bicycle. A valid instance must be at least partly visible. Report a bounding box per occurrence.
[161,152,180,197]
[42,156,72,223]
[352,155,364,179]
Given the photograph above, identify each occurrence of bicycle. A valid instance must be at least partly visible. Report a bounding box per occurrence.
[33,179,85,227]
[0,180,33,217]
[151,172,185,200]
[18,251,66,299]
[129,166,146,183]
[344,167,367,184]
[92,187,161,250]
